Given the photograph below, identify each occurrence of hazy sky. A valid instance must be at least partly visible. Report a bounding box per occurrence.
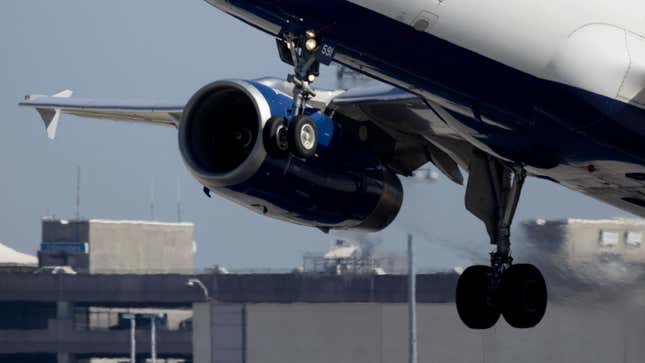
[0,0,632,270]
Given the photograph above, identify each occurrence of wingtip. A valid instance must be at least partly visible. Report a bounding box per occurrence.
[22,90,72,139]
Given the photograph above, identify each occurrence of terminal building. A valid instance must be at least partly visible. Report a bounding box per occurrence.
[0,218,196,363]
[39,218,195,274]
[522,218,645,264]
[520,218,645,285]
[3,217,645,362]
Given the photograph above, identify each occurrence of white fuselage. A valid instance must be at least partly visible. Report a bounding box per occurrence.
[349,0,645,109]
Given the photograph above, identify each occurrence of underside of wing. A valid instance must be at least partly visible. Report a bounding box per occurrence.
[328,84,471,185]
[19,91,184,139]
[329,85,645,219]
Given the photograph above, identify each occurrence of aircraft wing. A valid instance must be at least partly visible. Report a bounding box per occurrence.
[328,83,645,220]
[19,90,183,139]
[327,83,469,185]
[19,81,468,185]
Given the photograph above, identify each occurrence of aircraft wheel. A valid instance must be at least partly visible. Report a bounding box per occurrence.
[456,265,500,329]
[500,264,547,329]
[263,116,289,158]
[288,115,318,158]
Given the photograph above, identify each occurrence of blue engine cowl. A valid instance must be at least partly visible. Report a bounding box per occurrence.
[178,79,403,232]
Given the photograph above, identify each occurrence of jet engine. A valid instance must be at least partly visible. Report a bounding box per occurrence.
[178,80,403,232]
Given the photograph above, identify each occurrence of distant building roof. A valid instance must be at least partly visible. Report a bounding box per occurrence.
[0,243,37,266]
[565,218,645,226]
[44,218,194,227]
[528,218,645,226]
[324,245,359,259]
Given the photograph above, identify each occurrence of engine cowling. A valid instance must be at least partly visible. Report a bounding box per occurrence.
[178,79,403,232]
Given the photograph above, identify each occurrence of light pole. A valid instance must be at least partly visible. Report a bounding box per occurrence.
[408,234,417,363]
[187,278,211,302]
[122,313,136,363]
[150,315,157,363]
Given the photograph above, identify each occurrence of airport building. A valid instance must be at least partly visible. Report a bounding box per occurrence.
[3,217,645,362]
[0,218,197,363]
[522,218,645,265]
[39,219,195,274]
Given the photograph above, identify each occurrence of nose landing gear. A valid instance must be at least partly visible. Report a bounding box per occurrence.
[266,30,323,159]
[456,154,547,329]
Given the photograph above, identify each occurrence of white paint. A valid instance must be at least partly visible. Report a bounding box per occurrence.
[619,32,645,107]
[546,24,629,100]
[0,243,37,266]
[347,0,645,108]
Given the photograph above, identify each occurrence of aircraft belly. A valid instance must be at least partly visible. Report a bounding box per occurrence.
[205,0,645,215]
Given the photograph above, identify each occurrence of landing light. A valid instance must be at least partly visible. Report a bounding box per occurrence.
[307,74,316,83]
[305,38,318,51]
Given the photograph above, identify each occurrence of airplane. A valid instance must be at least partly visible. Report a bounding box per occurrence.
[18,0,645,330]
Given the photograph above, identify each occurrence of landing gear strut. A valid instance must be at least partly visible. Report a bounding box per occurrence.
[456,154,547,329]
[265,30,321,159]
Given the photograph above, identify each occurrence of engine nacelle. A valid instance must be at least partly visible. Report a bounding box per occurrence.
[178,79,403,232]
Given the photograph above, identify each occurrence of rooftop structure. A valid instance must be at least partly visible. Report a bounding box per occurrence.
[0,243,37,267]
[303,238,398,275]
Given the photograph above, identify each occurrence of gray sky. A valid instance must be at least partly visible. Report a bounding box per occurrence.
[0,0,631,270]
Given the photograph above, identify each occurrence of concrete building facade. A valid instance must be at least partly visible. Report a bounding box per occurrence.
[522,218,645,264]
[194,300,645,363]
[40,219,195,274]
[0,272,457,363]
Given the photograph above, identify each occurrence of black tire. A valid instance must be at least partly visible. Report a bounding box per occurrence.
[288,115,318,158]
[500,264,547,329]
[455,265,500,329]
[263,116,289,158]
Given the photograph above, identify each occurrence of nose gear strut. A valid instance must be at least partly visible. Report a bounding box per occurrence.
[266,30,322,159]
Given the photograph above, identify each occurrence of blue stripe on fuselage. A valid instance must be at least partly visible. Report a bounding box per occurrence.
[219,0,645,166]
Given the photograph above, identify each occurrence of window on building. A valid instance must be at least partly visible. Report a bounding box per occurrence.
[599,230,620,247]
[626,231,642,247]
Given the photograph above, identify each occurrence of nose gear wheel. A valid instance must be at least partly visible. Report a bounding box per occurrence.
[268,31,323,159]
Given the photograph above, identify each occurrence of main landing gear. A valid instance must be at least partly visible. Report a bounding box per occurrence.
[265,30,322,159]
[456,154,547,329]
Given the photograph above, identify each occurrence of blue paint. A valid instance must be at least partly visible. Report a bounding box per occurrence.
[224,0,645,164]
[40,242,88,254]
[214,114,399,230]
[206,81,399,230]
[247,80,334,147]
[205,0,645,217]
